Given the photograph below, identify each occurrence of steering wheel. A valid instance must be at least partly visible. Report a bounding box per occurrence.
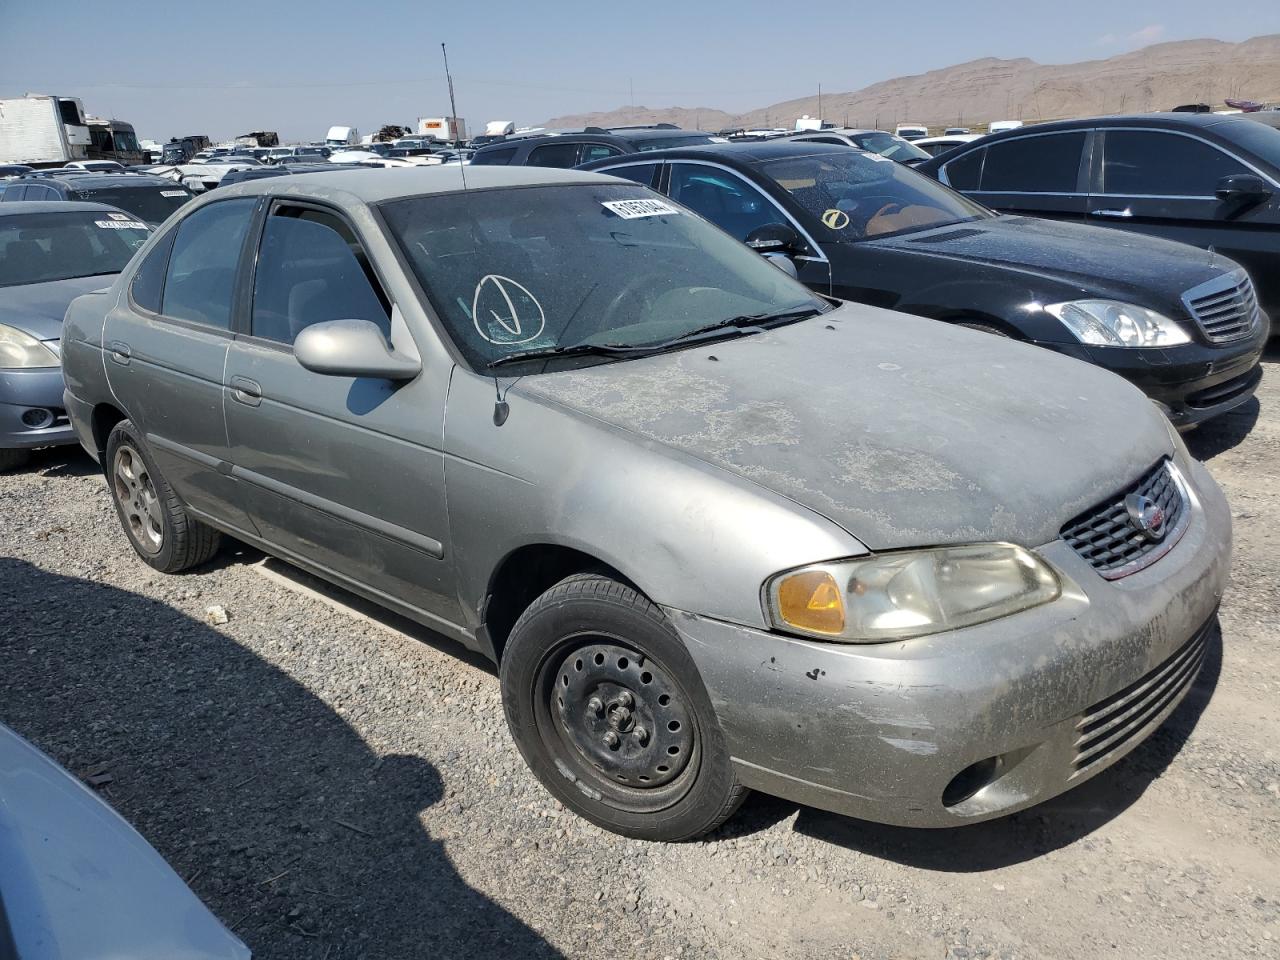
[870,201,904,220]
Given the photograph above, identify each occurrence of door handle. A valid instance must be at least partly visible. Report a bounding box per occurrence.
[1090,207,1133,218]
[108,340,131,364]
[229,376,262,407]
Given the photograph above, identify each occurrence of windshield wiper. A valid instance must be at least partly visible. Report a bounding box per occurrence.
[486,341,654,369]
[648,306,823,349]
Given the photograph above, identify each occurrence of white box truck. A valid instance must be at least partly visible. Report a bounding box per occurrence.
[417,117,466,142]
[0,94,92,166]
[325,125,360,146]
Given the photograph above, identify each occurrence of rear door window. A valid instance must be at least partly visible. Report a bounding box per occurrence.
[160,198,256,329]
[1100,131,1250,196]
[579,142,624,164]
[527,142,582,168]
[943,148,985,190]
[594,162,660,188]
[472,146,518,166]
[979,133,1086,193]
[130,230,178,313]
[250,205,390,345]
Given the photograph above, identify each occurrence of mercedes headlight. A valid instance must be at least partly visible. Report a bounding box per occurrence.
[0,325,59,369]
[764,544,1060,643]
[1045,300,1190,347]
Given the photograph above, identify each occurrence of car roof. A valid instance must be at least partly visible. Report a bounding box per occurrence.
[582,140,852,166]
[788,128,880,137]
[0,200,126,217]
[970,111,1267,139]
[214,164,618,204]
[22,173,176,189]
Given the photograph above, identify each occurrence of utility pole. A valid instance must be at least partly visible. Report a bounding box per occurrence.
[630,77,634,109]
[817,83,823,124]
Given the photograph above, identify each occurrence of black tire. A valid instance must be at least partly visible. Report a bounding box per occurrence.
[0,447,30,473]
[956,321,1012,337]
[500,573,747,841]
[105,420,221,573]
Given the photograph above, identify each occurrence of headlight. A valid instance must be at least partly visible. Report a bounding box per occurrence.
[1045,300,1190,347]
[764,543,1060,643]
[0,325,59,369]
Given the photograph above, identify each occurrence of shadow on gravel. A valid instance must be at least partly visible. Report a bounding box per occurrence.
[14,444,100,478]
[791,619,1223,872]
[1185,397,1260,462]
[0,557,564,960]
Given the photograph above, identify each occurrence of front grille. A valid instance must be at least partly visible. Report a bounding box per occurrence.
[1060,460,1187,578]
[1072,620,1210,774]
[1183,272,1260,343]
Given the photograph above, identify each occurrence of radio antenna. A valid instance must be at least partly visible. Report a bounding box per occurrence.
[441,42,467,190]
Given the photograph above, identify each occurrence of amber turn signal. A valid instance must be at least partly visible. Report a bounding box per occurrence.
[775,569,846,635]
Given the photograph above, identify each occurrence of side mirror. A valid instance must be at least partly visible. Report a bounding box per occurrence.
[761,252,799,278]
[745,222,803,254]
[1215,173,1272,210]
[295,319,421,381]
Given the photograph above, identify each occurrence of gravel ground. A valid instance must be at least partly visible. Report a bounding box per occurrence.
[2,348,1278,960]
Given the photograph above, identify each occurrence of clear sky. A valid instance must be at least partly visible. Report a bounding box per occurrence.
[2,0,1278,143]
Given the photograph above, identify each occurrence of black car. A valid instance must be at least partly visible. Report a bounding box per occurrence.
[1,173,195,226]
[580,142,1268,427]
[916,113,1280,323]
[471,126,724,169]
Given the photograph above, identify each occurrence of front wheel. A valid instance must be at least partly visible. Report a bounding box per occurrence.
[500,574,747,841]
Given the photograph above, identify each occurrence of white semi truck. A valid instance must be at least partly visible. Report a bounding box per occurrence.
[0,94,92,166]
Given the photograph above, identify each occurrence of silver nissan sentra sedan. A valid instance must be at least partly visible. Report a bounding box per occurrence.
[60,166,1230,841]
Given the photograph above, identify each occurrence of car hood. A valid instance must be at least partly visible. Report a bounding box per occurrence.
[517,305,1173,550]
[1,275,116,341]
[0,724,249,959]
[864,215,1233,305]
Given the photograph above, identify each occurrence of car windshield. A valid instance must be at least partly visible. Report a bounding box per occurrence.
[382,183,828,372]
[850,133,931,162]
[0,210,148,287]
[760,151,991,241]
[70,186,193,224]
[634,134,720,152]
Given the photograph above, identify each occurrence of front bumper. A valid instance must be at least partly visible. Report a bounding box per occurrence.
[669,455,1230,828]
[0,367,75,450]
[1042,317,1268,429]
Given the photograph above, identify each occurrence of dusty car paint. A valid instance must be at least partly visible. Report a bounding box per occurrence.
[60,166,1232,828]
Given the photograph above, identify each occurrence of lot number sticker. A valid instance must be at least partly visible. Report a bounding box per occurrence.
[94,220,148,230]
[602,198,680,219]
[161,190,188,197]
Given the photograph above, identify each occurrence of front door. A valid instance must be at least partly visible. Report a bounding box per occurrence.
[959,131,1090,221]
[102,197,259,533]
[1088,128,1280,318]
[222,200,459,626]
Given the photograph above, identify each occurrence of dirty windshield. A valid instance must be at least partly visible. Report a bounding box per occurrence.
[0,211,148,287]
[382,183,827,371]
[762,151,991,241]
[71,186,192,224]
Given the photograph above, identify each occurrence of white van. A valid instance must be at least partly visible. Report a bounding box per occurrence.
[894,123,929,141]
[987,120,1025,134]
[325,125,359,146]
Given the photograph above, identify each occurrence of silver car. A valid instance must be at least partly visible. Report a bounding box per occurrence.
[1,201,150,471]
[61,167,1230,841]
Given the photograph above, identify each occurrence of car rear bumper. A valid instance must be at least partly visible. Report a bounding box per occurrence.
[667,455,1230,828]
[0,368,75,449]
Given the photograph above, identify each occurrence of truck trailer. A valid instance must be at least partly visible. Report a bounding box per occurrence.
[0,94,91,166]
[417,117,466,142]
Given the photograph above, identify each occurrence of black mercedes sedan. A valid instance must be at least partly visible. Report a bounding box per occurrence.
[581,142,1268,427]
[915,113,1280,324]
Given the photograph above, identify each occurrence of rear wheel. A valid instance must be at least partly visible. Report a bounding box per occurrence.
[105,421,221,573]
[500,574,747,841]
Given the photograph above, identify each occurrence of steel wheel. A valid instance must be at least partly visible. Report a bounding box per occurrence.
[536,635,700,813]
[112,444,164,555]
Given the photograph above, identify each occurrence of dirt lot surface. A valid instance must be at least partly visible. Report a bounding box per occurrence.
[2,348,1278,960]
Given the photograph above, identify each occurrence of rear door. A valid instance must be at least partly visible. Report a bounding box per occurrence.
[956,131,1089,220]
[1088,128,1279,312]
[102,197,259,531]
[221,199,459,625]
